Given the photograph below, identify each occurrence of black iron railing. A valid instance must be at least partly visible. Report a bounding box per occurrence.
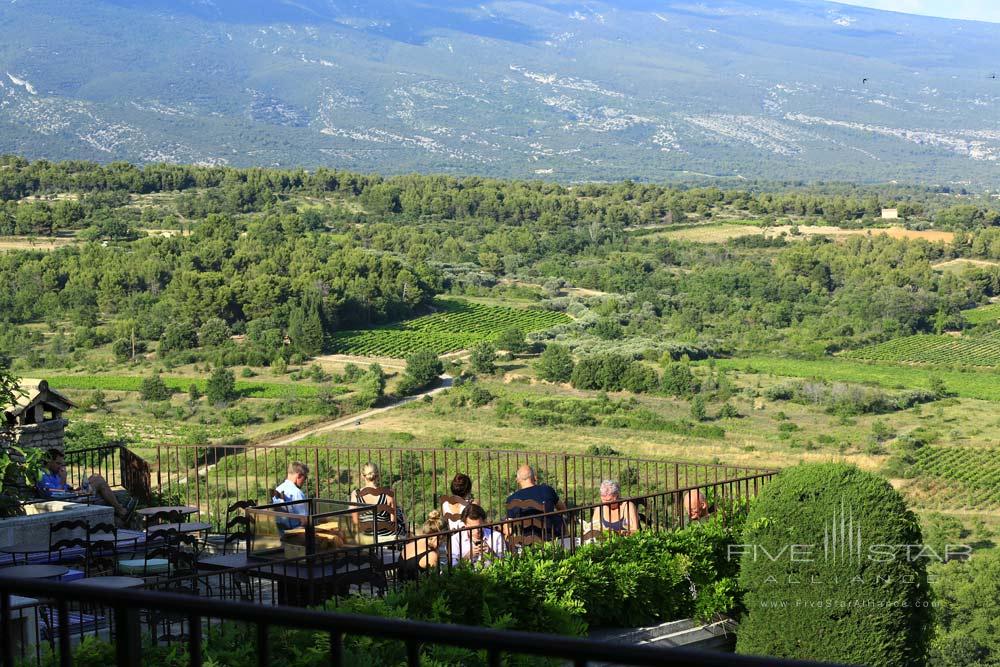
[0,577,846,667]
[147,442,776,531]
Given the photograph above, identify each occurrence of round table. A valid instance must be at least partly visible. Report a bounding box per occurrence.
[147,522,212,536]
[69,576,144,589]
[0,564,69,579]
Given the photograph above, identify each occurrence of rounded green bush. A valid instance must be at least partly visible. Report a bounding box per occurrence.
[736,463,931,666]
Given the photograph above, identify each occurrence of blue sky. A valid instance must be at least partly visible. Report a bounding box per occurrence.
[838,1,1000,23]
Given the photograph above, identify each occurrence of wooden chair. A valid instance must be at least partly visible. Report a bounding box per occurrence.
[47,519,90,568]
[354,486,400,539]
[438,494,468,526]
[504,499,548,549]
[85,521,120,577]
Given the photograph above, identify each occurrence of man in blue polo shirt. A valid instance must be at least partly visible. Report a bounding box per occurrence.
[505,465,566,537]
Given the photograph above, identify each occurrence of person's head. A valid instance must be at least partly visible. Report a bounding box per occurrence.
[599,479,621,504]
[45,448,64,473]
[361,462,380,485]
[421,510,443,546]
[515,464,536,489]
[286,461,309,488]
[461,503,489,529]
[450,473,473,499]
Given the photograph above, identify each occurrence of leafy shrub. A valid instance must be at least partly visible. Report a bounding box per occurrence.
[535,343,574,382]
[570,354,631,391]
[470,341,497,375]
[736,463,931,666]
[661,362,699,397]
[621,362,659,393]
[399,350,443,395]
[206,367,237,405]
[139,372,172,402]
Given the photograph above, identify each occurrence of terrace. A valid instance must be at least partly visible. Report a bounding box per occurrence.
[0,441,790,666]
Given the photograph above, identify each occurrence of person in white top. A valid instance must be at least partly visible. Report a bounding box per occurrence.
[273,461,310,528]
[449,504,505,566]
[441,473,475,530]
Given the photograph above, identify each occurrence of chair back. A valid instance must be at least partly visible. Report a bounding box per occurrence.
[438,495,468,525]
[86,522,119,576]
[48,519,90,559]
[146,509,185,528]
[505,499,552,544]
[222,515,254,554]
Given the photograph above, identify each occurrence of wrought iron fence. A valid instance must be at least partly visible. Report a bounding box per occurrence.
[0,576,844,667]
[147,442,776,531]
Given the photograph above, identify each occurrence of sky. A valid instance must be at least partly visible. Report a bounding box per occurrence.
[838,1,1000,23]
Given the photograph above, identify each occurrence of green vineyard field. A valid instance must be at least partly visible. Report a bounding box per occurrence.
[331,299,572,357]
[964,303,1000,326]
[909,446,1000,509]
[843,334,1000,368]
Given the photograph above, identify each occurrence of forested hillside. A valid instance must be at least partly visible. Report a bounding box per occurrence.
[1,156,999,371]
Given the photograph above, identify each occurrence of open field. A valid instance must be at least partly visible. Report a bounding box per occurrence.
[842,334,1000,368]
[934,258,1000,273]
[642,222,956,244]
[705,356,1000,402]
[0,236,76,251]
[330,299,571,357]
[40,374,341,399]
[965,303,1000,325]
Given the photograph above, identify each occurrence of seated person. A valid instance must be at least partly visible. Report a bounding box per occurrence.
[350,462,406,544]
[38,449,136,523]
[505,465,566,537]
[441,473,475,530]
[273,461,310,531]
[682,488,711,523]
[449,504,505,566]
[398,510,443,581]
[591,479,639,535]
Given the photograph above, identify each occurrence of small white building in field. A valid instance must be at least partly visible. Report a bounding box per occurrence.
[881,208,899,220]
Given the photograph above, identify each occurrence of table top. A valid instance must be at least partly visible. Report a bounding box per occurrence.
[0,530,145,555]
[147,522,212,535]
[69,576,144,589]
[0,564,70,579]
[138,506,198,517]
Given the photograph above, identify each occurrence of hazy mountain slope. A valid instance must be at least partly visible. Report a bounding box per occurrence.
[0,0,998,184]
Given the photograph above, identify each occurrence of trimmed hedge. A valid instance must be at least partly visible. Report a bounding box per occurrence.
[736,463,931,666]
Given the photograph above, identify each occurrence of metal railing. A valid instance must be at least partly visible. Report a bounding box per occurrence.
[0,577,844,667]
[62,445,151,503]
[147,442,776,531]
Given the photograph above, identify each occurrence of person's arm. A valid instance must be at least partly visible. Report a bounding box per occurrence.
[58,465,73,492]
[626,502,640,534]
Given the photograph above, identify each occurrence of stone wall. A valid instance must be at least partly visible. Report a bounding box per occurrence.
[14,418,67,452]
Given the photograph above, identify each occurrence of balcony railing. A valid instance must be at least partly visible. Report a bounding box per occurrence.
[147,442,776,531]
[0,577,847,667]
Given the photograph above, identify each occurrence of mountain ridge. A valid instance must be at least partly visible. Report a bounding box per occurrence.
[0,0,998,185]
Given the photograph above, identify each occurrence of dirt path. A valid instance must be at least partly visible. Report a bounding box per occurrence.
[258,375,454,447]
[177,375,454,484]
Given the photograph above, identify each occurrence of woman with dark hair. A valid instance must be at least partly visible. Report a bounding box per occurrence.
[449,504,506,565]
[441,473,475,529]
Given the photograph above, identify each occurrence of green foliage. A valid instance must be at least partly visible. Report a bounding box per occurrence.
[399,350,443,395]
[930,551,1000,666]
[592,317,624,340]
[469,341,497,375]
[139,372,172,402]
[570,354,632,391]
[689,395,707,421]
[160,320,198,354]
[535,343,574,383]
[496,327,528,354]
[737,463,931,666]
[620,362,659,393]
[661,362,699,398]
[206,367,237,405]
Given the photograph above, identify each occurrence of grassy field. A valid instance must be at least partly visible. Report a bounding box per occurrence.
[706,357,1000,402]
[330,299,571,356]
[637,222,956,244]
[965,302,1000,325]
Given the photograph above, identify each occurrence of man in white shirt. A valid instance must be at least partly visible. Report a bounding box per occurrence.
[273,461,310,528]
[449,503,505,565]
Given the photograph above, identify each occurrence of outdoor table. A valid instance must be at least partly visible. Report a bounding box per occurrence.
[253,553,387,606]
[147,522,212,536]
[9,596,40,651]
[70,576,144,589]
[0,564,70,579]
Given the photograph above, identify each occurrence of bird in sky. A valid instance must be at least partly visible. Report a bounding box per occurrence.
[862,77,869,85]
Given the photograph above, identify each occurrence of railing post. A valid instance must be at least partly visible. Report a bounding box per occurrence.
[1,590,13,667]
[189,614,202,667]
[330,631,343,667]
[114,605,140,667]
[562,456,569,507]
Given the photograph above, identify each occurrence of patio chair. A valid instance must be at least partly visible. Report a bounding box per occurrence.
[47,519,90,568]
[504,499,552,548]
